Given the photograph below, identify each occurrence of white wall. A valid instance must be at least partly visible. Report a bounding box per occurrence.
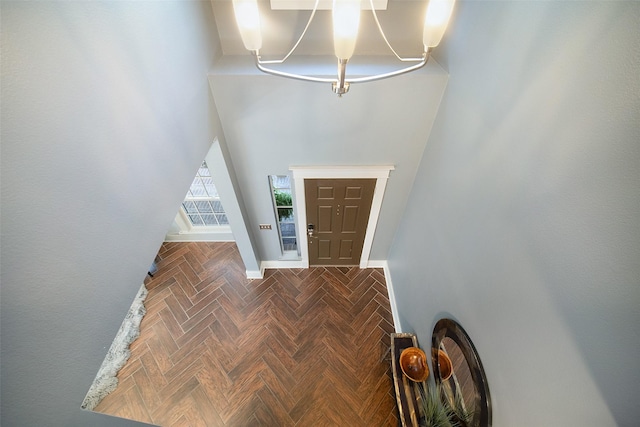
[1,2,222,425]
[388,1,639,426]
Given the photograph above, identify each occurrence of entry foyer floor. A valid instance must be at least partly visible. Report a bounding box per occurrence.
[94,242,399,426]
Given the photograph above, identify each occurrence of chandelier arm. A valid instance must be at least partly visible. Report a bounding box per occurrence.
[345,51,430,84]
[369,0,425,62]
[255,56,336,84]
[256,0,320,65]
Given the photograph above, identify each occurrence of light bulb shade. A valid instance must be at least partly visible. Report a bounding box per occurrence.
[232,0,262,51]
[332,0,361,60]
[422,0,455,48]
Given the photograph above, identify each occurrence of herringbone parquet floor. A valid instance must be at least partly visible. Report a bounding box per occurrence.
[93,242,399,426]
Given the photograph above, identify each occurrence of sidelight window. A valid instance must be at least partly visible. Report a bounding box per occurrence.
[270,175,297,254]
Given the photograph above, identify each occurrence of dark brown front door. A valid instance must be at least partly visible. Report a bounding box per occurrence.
[305,178,376,266]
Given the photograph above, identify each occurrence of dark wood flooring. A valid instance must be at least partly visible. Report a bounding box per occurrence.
[94,242,399,426]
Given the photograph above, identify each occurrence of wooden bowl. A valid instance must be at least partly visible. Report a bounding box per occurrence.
[438,349,453,380]
[399,347,429,382]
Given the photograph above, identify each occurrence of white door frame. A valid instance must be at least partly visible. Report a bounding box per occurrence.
[290,165,394,269]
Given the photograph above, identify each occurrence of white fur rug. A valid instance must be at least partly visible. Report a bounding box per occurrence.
[81,284,148,411]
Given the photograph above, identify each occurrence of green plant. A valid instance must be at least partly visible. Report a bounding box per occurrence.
[274,190,293,221]
[419,384,472,427]
[420,385,455,427]
[450,386,473,426]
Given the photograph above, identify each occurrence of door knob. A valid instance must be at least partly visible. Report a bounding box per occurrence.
[307,224,315,238]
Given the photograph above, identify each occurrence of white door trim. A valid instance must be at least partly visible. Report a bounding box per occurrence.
[290,165,394,268]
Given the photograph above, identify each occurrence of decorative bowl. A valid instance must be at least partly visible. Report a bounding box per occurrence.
[438,349,453,380]
[399,347,429,382]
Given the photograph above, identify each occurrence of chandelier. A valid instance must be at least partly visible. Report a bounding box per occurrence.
[232,0,455,96]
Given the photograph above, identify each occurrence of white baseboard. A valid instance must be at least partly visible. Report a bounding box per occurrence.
[368,260,401,333]
[245,270,263,280]
[260,259,308,271]
[164,232,235,242]
[365,259,387,269]
[247,259,308,279]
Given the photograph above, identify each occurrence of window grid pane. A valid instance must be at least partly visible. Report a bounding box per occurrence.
[188,214,204,225]
[201,214,217,226]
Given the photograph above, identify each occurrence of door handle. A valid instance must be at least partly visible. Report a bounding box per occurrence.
[307,224,315,238]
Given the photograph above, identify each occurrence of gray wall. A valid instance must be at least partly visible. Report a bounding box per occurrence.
[209,58,449,261]
[1,2,222,425]
[388,2,639,426]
